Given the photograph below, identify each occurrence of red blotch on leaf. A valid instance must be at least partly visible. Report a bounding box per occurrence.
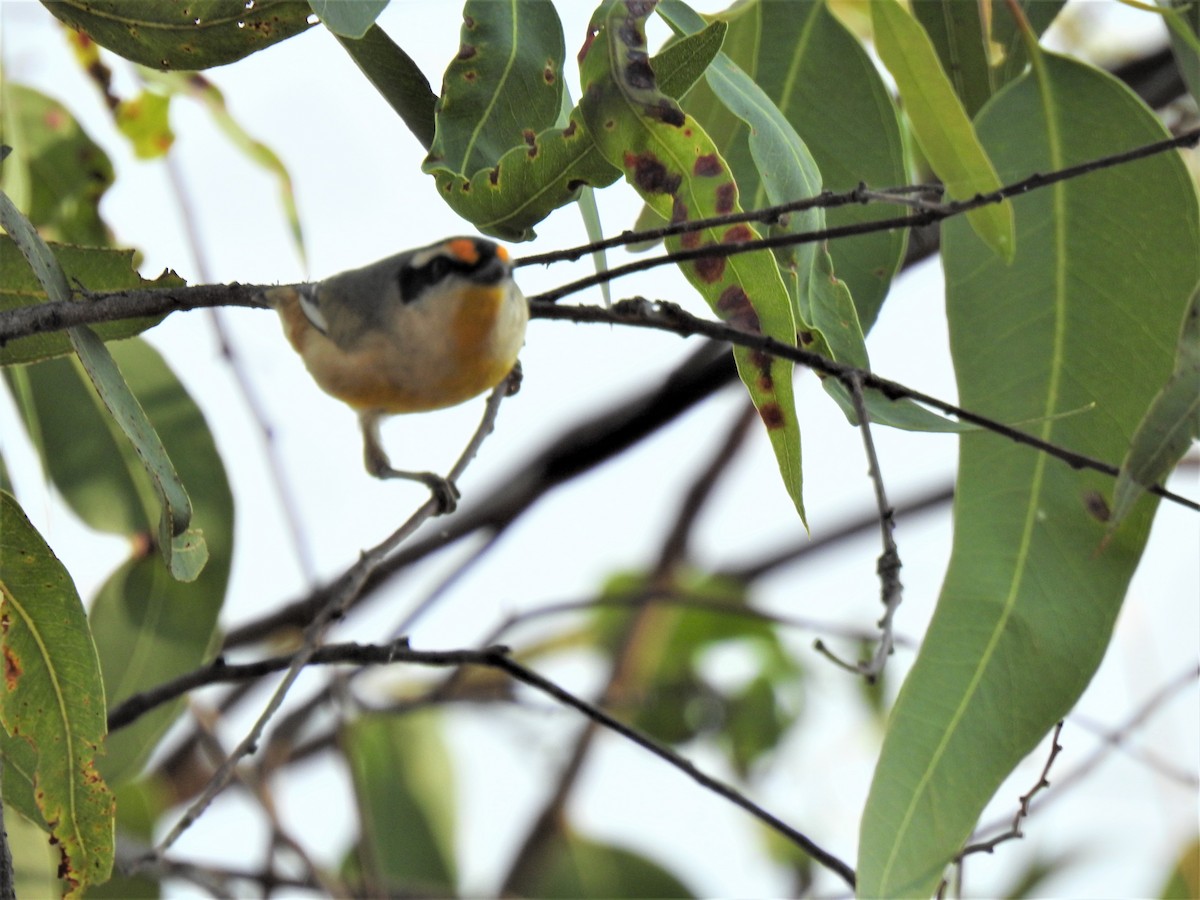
[3,647,21,691]
[716,285,760,332]
[715,182,737,214]
[693,247,725,283]
[758,402,786,429]
[723,224,753,244]
[693,154,722,177]
[623,151,682,195]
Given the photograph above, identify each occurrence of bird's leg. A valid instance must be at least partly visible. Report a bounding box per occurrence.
[359,412,460,514]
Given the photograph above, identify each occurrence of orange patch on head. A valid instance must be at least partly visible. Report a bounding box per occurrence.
[447,238,480,265]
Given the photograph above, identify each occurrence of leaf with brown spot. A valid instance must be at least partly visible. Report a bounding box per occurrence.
[43,0,314,70]
[580,0,807,523]
[0,492,115,895]
[423,1,619,239]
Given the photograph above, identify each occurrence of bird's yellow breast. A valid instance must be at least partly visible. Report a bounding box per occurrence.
[266,281,526,415]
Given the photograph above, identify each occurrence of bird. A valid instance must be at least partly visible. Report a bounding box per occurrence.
[264,236,527,513]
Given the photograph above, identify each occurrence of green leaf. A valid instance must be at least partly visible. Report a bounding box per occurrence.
[426,107,620,241]
[88,338,233,784]
[911,0,994,117]
[909,1,1065,117]
[667,0,909,329]
[0,238,178,366]
[114,90,174,159]
[41,0,316,70]
[309,0,388,39]
[594,569,803,776]
[579,0,807,522]
[9,338,230,770]
[342,712,457,894]
[1109,283,1200,529]
[0,83,114,246]
[857,52,1200,898]
[1166,0,1200,101]
[0,196,202,579]
[335,25,438,150]
[0,491,115,895]
[425,0,566,177]
[662,2,957,434]
[515,828,695,899]
[872,0,1015,260]
[990,1,1066,88]
[423,1,621,240]
[651,19,727,100]
[7,356,156,537]
[1159,834,1200,900]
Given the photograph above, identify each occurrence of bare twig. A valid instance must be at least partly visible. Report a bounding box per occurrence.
[135,370,519,865]
[812,373,902,681]
[119,637,858,888]
[955,721,1065,862]
[971,662,1200,840]
[525,129,1200,303]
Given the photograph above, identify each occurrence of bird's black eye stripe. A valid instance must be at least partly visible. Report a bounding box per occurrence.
[396,242,500,304]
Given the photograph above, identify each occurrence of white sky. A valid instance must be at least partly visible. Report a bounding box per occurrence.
[1,2,1197,897]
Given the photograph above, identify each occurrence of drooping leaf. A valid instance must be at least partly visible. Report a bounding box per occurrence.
[87,338,233,784]
[872,0,1015,260]
[0,238,178,367]
[335,25,438,149]
[857,52,1200,898]
[0,491,115,895]
[342,712,457,894]
[661,1,963,435]
[579,0,807,522]
[1109,283,1200,529]
[1165,0,1200,101]
[0,191,202,579]
[309,0,388,39]
[911,0,1065,116]
[0,83,113,246]
[42,0,316,70]
[911,0,994,117]
[664,0,909,329]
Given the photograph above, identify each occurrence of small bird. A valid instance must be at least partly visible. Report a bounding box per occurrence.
[265,237,528,513]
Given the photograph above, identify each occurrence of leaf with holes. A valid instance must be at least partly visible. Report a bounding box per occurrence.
[42,0,316,70]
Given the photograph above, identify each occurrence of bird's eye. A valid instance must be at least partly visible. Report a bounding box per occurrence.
[426,255,451,284]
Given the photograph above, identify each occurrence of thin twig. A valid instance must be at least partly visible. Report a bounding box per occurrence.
[6,129,1198,346]
[971,662,1200,840]
[535,297,1200,513]
[513,182,935,268]
[525,128,1200,304]
[120,637,858,887]
[812,373,901,681]
[500,401,760,893]
[955,721,1065,861]
[135,370,518,866]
